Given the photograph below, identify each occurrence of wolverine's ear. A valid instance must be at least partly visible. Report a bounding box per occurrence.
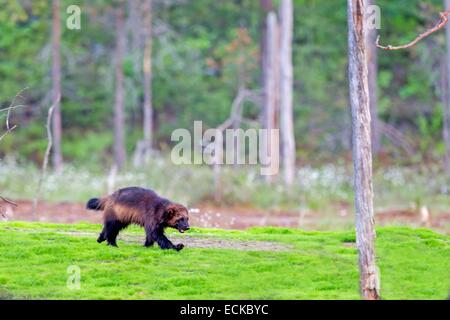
[164,203,179,218]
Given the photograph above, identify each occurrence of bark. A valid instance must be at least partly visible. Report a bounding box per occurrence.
[143,0,154,157]
[263,12,279,183]
[259,0,274,131]
[51,0,63,171]
[444,0,450,175]
[114,4,127,169]
[128,0,142,74]
[347,0,380,300]
[365,0,381,156]
[279,0,296,186]
[260,0,274,12]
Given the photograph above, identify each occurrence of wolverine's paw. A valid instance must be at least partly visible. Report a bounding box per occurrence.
[175,243,184,251]
[144,240,154,247]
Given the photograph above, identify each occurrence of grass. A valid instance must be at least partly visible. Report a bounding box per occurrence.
[0,222,448,300]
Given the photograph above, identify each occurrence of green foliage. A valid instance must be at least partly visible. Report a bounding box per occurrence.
[1,0,450,164]
[0,222,448,299]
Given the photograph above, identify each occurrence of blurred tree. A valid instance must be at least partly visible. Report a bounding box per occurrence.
[51,0,63,171]
[143,0,154,158]
[259,0,274,125]
[262,11,278,183]
[444,0,450,174]
[113,2,126,169]
[366,0,381,155]
[279,0,296,186]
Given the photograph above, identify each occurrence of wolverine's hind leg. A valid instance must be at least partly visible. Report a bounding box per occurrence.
[102,208,128,247]
[104,220,128,247]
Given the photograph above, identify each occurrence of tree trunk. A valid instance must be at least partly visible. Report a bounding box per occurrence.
[51,0,63,172]
[279,0,296,186]
[444,0,450,175]
[440,58,449,173]
[347,0,380,300]
[128,0,142,74]
[143,0,154,159]
[365,0,381,156]
[114,4,127,169]
[259,0,273,137]
[263,12,279,183]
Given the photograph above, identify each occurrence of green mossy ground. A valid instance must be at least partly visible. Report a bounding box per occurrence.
[0,222,448,299]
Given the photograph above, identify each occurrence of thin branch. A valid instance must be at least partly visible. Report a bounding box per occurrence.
[0,196,17,207]
[0,89,28,142]
[379,121,415,156]
[32,94,61,219]
[216,88,260,132]
[5,87,28,130]
[376,8,450,50]
[0,125,17,142]
[0,89,28,216]
[207,87,261,202]
[0,104,27,114]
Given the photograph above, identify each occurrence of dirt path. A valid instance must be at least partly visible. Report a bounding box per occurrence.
[3,226,293,251]
[2,199,449,234]
[82,231,292,251]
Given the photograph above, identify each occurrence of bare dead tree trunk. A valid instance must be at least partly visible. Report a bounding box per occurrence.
[114,4,127,169]
[263,12,279,183]
[52,0,63,172]
[259,0,273,138]
[348,0,380,300]
[366,0,381,156]
[143,0,154,160]
[232,83,244,169]
[444,0,450,175]
[128,0,142,74]
[279,0,296,186]
[260,0,274,14]
[273,25,280,136]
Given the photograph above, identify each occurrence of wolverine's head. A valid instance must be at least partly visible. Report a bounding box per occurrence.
[165,203,190,233]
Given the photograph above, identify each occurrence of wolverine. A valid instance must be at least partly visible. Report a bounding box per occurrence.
[86,187,190,251]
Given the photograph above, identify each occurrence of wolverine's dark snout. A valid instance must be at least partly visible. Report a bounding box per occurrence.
[176,217,190,233]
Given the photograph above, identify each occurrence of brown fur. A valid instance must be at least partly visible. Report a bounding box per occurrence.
[86,187,189,250]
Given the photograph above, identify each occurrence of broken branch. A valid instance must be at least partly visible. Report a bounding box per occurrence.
[0,196,17,207]
[376,8,450,50]
[0,124,17,142]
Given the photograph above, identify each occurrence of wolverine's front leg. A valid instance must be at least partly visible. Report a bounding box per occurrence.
[156,230,184,251]
[97,228,106,243]
[144,225,155,247]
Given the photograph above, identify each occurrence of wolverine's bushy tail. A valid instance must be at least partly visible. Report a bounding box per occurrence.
[86,198,105,211]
